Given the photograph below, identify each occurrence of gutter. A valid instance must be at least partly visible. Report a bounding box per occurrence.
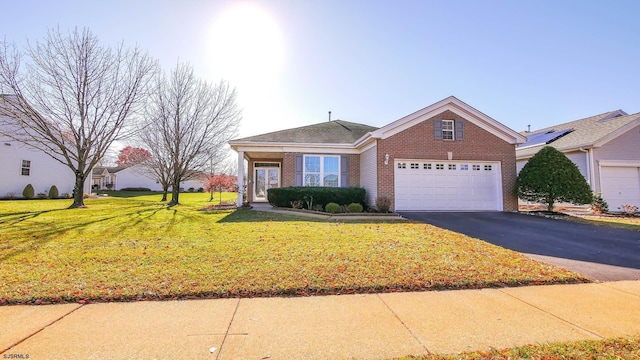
[579,147,595,191]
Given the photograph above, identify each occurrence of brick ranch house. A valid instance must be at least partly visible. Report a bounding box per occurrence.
[229,96,526,212]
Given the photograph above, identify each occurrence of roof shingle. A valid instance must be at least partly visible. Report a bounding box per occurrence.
[230,120,378,144]
[516,110,640,158]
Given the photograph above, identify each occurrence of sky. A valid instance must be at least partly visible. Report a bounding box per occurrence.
[3,0,640,142]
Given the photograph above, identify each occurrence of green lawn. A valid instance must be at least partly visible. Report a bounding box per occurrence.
[0,193,587,304]
[397,335,640,359]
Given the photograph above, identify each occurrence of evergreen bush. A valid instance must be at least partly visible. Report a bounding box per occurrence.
[267,187,365,208]
[516,146,592,211]
[325,202,340,213]
[22,184,35,199]
[48,185,59,199]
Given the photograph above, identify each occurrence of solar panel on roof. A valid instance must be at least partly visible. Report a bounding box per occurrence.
[518,128,574,148]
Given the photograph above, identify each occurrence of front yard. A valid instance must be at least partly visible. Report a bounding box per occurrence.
[0,193,587,304]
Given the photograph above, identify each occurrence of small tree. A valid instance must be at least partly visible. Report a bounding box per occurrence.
[115,146,152,167]
[516,146,593,211]
[204,174,237,203]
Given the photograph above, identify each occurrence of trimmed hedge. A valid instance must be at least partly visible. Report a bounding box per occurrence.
[22,184,35,199]
[48,185,59,199]
[267,187,366,208]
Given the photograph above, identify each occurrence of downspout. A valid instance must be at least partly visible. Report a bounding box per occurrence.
[579,147,594,191]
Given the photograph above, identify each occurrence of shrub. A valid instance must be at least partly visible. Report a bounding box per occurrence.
[619,204,638,216]
[591,193,608,214]
[325,202,340,213]
[22,184,35,199]
[516,146,592,211]
[120,187,151,191]
[37,192,47,199]
[376,196,391,213]
[197,187,204,193]
[267,187,365,208]
[48,185,59,199]
[290,200,304,209]
[5,192,17,199]
[60,193,72,199]
[347,203,363,213]
[188,187,195,192]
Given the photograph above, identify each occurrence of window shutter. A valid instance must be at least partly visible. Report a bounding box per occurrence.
[434,119,443,140]
[295,154,303,186]
[455,120,464,140]
[340,156,349,187]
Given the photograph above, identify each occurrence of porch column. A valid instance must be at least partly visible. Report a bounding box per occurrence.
[237,150,245,206]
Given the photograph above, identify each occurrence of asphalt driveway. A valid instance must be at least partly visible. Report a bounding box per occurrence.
[399,211,640,281]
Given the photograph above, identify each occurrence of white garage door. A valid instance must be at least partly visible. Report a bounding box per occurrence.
[395,160,502,211]
[601,166,640,211]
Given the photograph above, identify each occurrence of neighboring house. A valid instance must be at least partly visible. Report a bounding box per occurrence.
[0,132,76,197]
[229,96,526,211]
[516,110,640,211]
[0,100,79,197]
[89,165,206,191]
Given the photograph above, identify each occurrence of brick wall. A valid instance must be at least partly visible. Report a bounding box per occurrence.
[376,110,518,211]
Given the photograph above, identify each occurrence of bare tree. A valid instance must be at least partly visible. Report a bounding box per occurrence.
[137,129,174,201]
[0,27,157,208]
[143,62,240,206]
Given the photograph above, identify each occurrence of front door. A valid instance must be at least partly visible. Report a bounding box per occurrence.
[254,163,280,202]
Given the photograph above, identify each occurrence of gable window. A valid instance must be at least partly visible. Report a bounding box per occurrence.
[435,119,464,140]
[21,160,31,176]
[304,155,340,187]
[442,120,454,140]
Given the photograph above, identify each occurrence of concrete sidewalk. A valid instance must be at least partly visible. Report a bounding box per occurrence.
[2,281,640,359]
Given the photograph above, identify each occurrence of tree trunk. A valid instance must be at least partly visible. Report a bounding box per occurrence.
[546,198,554,212]
[209,190,214,202]
[161,185,168,202]
[168,182,180,206]
[69,172,86,209]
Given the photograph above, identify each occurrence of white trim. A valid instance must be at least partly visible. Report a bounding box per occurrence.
[232,144,359,155]
[236,151,244,206]
[599,160,640,167]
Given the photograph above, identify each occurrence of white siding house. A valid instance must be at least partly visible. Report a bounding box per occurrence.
[0,135,76,197]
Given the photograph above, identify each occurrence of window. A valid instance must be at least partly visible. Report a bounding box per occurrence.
[21,160,30,176]
[397,162,406,169]
[410,163,419,169]
[442,120,454,140]
[435,119,463,140]
[472,165,481,171]
[423,163,432,170]
[460,164,469,170]
[436,163,444,170]
[303,155,339,187]
[448,164,456,170]
[484,165,493,171]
